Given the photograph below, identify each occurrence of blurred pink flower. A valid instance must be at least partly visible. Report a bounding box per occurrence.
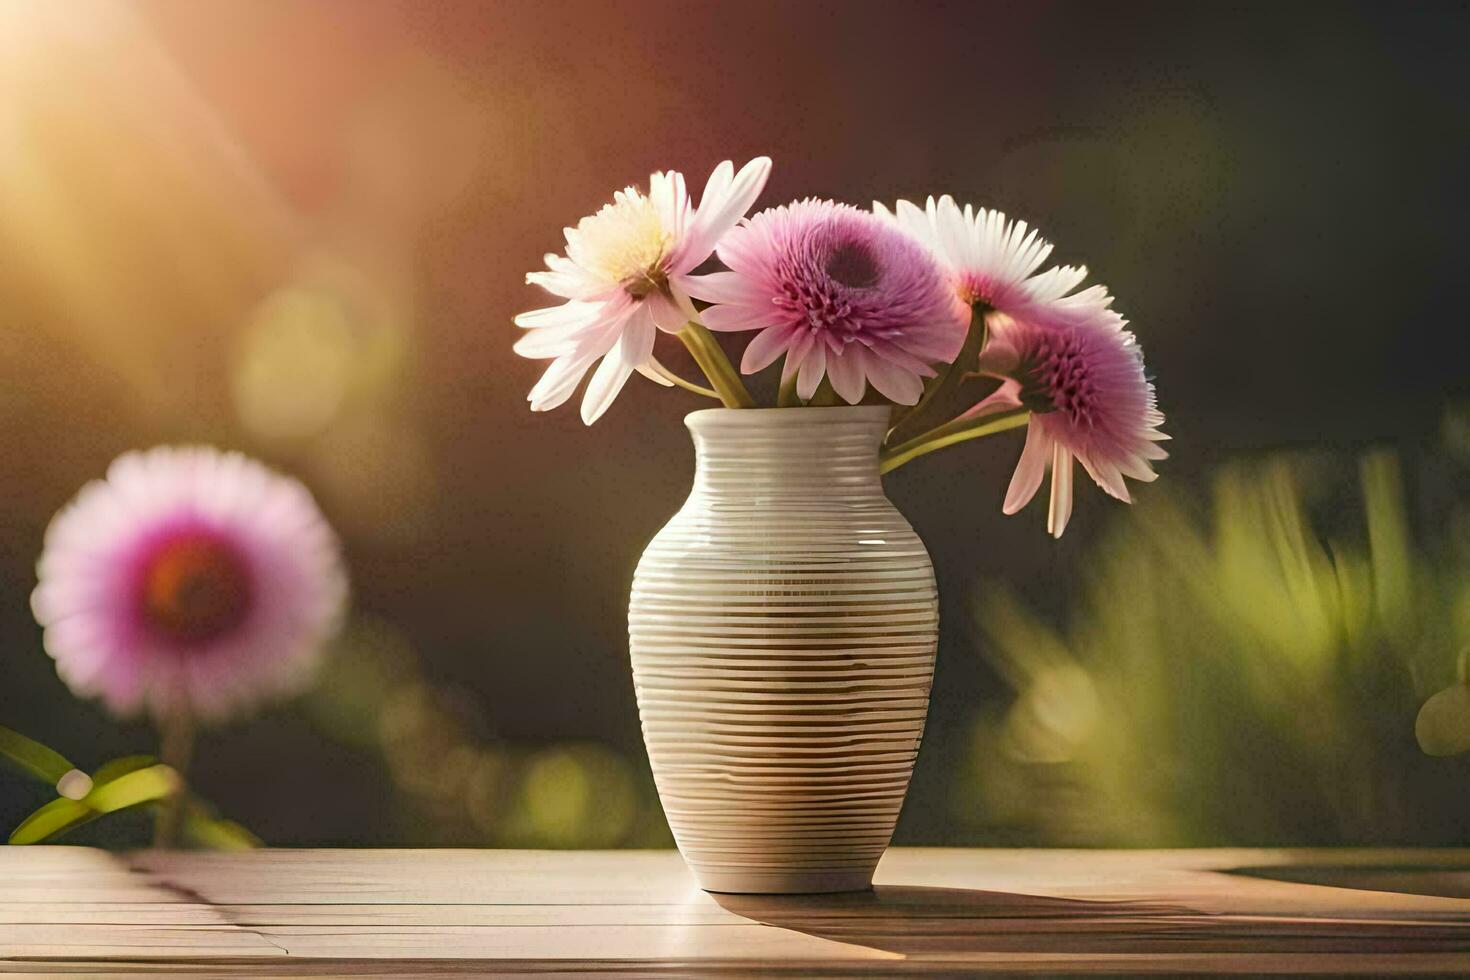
[685,199,966,404]
[515,157,772,424]
[873,195,1112,329]
[968,311,1169,538]
[31,447,348,722]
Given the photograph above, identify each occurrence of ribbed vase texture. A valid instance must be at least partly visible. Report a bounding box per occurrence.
[629,406,938,893]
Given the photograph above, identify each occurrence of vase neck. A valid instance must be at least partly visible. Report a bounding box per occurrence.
[684,407,888,499]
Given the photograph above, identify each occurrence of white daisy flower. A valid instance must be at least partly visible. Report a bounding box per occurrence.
[515,157,772,424]
[873,194,1113,328]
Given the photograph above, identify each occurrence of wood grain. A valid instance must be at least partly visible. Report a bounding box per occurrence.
[2,847,1469,974]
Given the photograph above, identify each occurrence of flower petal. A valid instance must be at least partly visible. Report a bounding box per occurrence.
[512,327,580,359]
[1116,453,1160,481]
[781,330,816,386]
[796,341,827,401]
[975,313,1022,376]
[1046,442,1074,538]
[648,169,689,239]
[864,338,938,378]
[1003,423,1051,516]
[700,303,786,333]
[529,347,602,411]
[636,361,675,387]
[825,346,867,404]
[1022,264,1088,305]
[678,156,772,270]
[646,291,689,333]
[740,324,797,374]
[621,305,657,368]
[894,198,929,240]
[960,378,1023,420]
[1079,454,1131,503]
[579,308,652,425]
[513,300,603,331]
[527,303,633,410]
[862,351,924,405]
[682,270,769,306]
[526,253,607,300]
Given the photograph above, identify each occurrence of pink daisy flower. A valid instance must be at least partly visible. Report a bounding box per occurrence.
[515,157,772,424]
[31,447,348,722]
[876,194,1168,536]
[684,199,967,405]
[969,311,1169,538]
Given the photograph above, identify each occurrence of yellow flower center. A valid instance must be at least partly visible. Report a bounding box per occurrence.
[574,188,672,298]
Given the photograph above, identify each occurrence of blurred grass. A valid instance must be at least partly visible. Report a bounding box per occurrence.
[955,411,1470,846]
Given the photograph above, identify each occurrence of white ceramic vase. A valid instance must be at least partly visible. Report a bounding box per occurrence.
[629,406,939,894]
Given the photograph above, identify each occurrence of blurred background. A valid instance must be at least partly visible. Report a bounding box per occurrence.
[1,0,1466,848]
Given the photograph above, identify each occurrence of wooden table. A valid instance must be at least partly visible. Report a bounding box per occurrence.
[3,848,1470,975]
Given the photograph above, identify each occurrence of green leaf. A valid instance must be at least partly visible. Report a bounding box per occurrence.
[86,764,179,812]
[184,809,262,850]
[92,754,158,787]
[8,764,180,845]
[0,726,76,785]
[9,797,97,844]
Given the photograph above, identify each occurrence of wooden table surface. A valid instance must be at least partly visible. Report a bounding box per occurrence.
[3,847,1470,975]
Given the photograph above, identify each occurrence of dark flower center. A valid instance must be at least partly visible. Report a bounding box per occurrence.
[140,533,253,643]
[621,267,669,299]
[773,232,891,344]
[824,241,880,288]
[1019,329,1095,428]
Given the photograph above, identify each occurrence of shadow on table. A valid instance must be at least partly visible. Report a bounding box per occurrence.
[712,883,1470,956]
[713,885,1194,955]
[1228,864,1470,900]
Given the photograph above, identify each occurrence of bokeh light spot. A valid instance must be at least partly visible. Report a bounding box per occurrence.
[233,284,355,441]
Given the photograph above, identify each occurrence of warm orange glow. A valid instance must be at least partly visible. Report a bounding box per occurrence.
[0,1,296,425]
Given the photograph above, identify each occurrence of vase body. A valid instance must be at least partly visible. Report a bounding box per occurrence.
[629,406,938,893]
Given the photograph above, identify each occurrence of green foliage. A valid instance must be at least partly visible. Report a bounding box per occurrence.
[960,438,1470,846]
[8,799,95,846]
[10,764,178,844]
[183,801,262,850]
[2,732,258,848]
[0,725,78,785]
[90,755,158,787]
[1417,681,1470,757]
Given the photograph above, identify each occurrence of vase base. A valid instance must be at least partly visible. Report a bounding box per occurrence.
[695,868,875,895]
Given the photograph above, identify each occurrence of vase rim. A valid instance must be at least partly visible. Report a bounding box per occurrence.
[684,405,890,429]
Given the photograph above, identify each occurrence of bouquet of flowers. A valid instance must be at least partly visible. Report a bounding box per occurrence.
[514,157,1168,537]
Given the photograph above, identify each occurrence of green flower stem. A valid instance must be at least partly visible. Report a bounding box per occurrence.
[807,377,840,407]
[650,358,720,400]
[879,407,1030,475]
[888,302,990,440]
[678,322,755,409]
[777,371,800,407]
[152,711,194,850]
